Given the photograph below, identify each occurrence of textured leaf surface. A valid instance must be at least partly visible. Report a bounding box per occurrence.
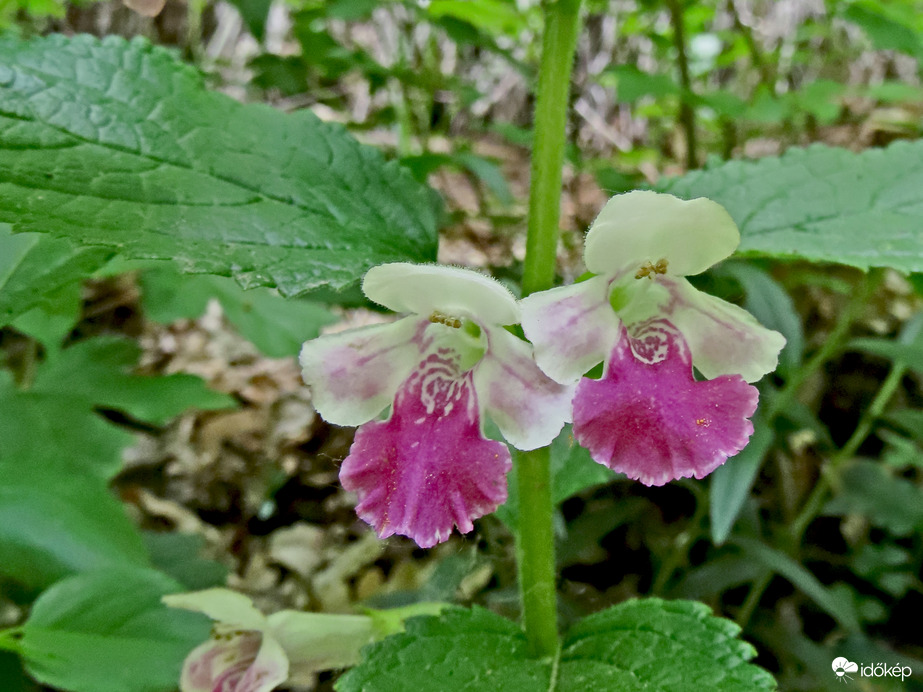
[32,336,235,424]
[0,460,148,590]
[18,568,210,692]
[337,600,775,692]
[336,607,549,691]
[0,225,110,326]
[0,34,438,295]
[557,599,776,691]
[659,141,923,272]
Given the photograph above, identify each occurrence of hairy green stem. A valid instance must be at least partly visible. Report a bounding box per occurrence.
[521,0,583,298]
[515,447,559,657]
[666,0,698,169]
[516,0,582,658]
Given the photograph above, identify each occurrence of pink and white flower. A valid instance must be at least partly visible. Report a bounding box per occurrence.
[163,589,375,692]
[521,191,786,486]
[300,263,574,548]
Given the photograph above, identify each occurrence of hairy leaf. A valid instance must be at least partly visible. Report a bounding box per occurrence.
[338,600,775,691]
[0,34,438,295]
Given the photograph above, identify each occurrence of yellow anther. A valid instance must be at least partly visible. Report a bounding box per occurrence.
[429,311,462,329]
[635,258,669,280]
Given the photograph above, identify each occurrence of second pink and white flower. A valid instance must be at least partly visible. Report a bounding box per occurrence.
[521,191,786,486]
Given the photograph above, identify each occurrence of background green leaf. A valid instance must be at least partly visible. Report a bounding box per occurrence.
[17,568,210,692]
[142,532,228,591]
[31,336,235,425]
[659,141,923,272]
[0,225,110,327]
[140,267,338,358]
[823,460,923,537]
[0,34,438,295]
[0,461,149,590]
[0,379,133,480]
[709,416,774,545]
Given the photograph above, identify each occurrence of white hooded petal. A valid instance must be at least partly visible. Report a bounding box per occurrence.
[584,191,740,277]
[163,588,268,631]
[363,263,520,326]
[299,316,423,426]
[659,277,786,382]
[520,275,621,384]
[473,326,574,450]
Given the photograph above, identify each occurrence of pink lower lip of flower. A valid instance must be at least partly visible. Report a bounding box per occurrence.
[339,348,512,548]
[573,319,759,486]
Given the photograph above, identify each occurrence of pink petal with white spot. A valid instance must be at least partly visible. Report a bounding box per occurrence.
[520,275,621,384]
[299,316,423,426]
[584,191,740,277]
[180,631,287,692]
[473,326,574,450]
[339,350,511,548]
[573,320,759,486]
[658,277,786,382]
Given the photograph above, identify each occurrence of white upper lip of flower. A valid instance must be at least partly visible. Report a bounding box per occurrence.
[362,262,521,327]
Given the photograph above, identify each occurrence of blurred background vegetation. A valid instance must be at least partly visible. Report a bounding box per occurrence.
[2,1,923,690]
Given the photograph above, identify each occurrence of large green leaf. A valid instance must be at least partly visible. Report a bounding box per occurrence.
[0,461,149,590]
[0,34,438,295]
[0,225,111,327]
[16,568,210,692]
[659,141,923,273]
[338,600,775,691]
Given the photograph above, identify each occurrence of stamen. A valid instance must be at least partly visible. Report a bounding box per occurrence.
[429,311,462,328]
[635,258,669,280]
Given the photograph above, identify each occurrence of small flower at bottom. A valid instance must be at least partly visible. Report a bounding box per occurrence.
[521,191,785,485]
[163,588,376,692]
[300,263,574,548]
